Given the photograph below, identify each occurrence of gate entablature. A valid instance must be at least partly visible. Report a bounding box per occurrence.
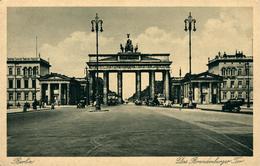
[87,53,172,72]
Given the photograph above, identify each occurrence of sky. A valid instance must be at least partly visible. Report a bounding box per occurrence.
[7,7,253,98]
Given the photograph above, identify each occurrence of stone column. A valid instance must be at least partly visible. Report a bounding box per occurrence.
[149,71,155,100]
[218,82,221,103]
[103,71,109,105]
[163,70,170,100]
[66,83,70,105]
[59,83,62,104]
[209,82,212,104]
[48,83,51,105]
[88,72,94,104]
[198,82,201,103]
[117,71,123,104]
[136,71,141,100]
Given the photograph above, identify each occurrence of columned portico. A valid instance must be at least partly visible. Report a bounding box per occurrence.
[136,71,142,100]
[40,73,81,105]
[171,72,223,104]
[149,71,155,100]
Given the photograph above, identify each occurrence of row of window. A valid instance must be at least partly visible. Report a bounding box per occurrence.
[8,79,36,89]
[8,66,39,76]
[221,67,249,76]
[8,92,36,101]
[222,91,252,100]
[222,80,250,88]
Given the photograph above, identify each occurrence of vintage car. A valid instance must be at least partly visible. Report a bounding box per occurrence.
[134,99,143,105]
[157,94,165,105]
[77,100,86,109]
[182,98,197,108]
[107,92,119,106]
[163,100,172,107]
[222,98,245,112]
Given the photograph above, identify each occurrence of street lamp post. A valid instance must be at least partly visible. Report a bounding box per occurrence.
[91,13,103,111]
[245,62,250,108]
[184,12,196,108]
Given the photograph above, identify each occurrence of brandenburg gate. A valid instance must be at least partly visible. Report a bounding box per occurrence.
[87,35,172,105]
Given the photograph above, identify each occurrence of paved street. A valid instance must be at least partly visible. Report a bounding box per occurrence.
[7,104,253,156]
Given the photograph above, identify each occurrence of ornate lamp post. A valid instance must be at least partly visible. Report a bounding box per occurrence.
[184,12,196,108]
[245,62,250,108]
[91,13,103,111]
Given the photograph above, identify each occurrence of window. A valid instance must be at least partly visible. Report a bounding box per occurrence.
[24,92,29,101]
[245,68,250,75]
[17,80,21,88]
[24,80,29,88]
[246,80,250,87]
[238,92,242,98]
[8,92,13,101]
[33,67,38,76]
[17,68,21,75]
[32,92,36,100]
[23,68,28,76]
[221,68,226,76]
[238,69,242,76]
[223,81,227,88]
[8,67,13,75]
[8,79,13,88]
[231,68,236,76]
[226,68,230,76]
[17,92,21,101]
[223,92,227,99]
[246,92,248,99]
[231,81,235,88]
[231,92,235,99]
[238,81,242,88]
[28,68,32,76]
[32,79,36,89]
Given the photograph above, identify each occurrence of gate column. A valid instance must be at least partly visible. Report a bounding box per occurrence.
[136,71,141,100]
[163,70,170,100]
[103,71,109,105]
[88,71,94,104]
[149,71,155,100]
[117,71,123,104]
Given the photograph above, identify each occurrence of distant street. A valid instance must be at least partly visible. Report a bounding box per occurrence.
[7,104,253,156]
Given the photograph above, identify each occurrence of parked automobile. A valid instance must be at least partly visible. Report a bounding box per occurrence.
[107,92,119,106]
[134,99,142,105]
[77,100,86,109]
[163,100,172,107]
[124,99,129,104]
[182,98,197,108]
[157,94,165,105]
[222,98,244,112]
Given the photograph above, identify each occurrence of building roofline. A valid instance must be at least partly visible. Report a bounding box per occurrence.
[7,57,51,67]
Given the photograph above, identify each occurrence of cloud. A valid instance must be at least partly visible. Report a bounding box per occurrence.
[40,31,114,77]
[132,9,252,77]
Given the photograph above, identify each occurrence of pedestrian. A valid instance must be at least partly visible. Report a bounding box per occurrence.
[51,102,55,110]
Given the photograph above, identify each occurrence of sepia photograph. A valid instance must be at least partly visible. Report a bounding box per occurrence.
[1,1,260,165]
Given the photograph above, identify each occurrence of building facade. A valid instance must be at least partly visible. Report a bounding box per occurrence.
[39,73,82,105]
[207,51,253,103]
[7,57,51,107]
[171,72,223,104]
